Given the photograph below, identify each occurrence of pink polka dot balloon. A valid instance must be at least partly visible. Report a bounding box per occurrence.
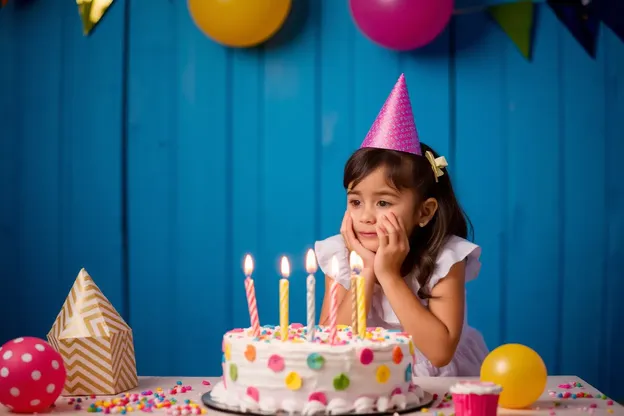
[0,337,66,413]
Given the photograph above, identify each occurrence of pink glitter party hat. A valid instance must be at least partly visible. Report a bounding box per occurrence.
[360,73,421,155]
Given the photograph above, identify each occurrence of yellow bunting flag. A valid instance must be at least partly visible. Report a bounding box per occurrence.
[76,0,114,36]
[488,1,535,60]
[47,268,138,396]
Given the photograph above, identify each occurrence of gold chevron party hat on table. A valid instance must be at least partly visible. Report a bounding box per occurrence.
[47,268,138,396]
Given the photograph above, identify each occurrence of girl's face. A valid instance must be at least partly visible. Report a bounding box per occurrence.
[346,166,419,253]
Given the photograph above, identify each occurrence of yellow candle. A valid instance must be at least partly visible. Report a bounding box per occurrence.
[279,256,291,341]
[349,252,359,334]
[349,252,366,338]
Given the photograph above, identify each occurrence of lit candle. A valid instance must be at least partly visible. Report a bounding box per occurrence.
[279,256,291,341]
[349,251,359,335]
[350,252,366,338]
[329,256,339,344]
[305,249,317,342]
[243,254,260,337]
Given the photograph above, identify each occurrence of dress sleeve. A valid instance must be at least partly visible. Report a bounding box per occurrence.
[314,234,351,290]
[426,235,482,292]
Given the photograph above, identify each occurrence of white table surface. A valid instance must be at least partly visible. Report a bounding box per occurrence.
[1,376,621,415]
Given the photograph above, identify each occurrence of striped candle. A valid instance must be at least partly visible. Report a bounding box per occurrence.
[357,275,366,338]
[279,256,291,341]
[329,255,339,344]
[350,275,358,334]
[243,254,260,337]
[305,249,318,341]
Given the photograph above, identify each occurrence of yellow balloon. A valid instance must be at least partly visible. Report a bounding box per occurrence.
[480,343,547,409]
[187,0,292,48]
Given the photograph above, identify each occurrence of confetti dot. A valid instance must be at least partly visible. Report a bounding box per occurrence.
[360,348,374,365]
[34,344,45,352]
[0,368,8,377]
[309,392,328,405]
[285,372,302,390]
[46,384,55,394]
[246,386,259,402]
[51,360,59,369]
[31,370,41,381]
[409,340,415,356]
[307,353,325,370]
[30,399,40,406]
[229,364,238,381]
[244,345,256,362]
[333,374,350,391]
[21,353,32,363]
[2,351,12,360]
[13,338,23,344]
[268,354,285,372]
[10,387,19,397]
[224,343,231,361]
[376,365,390,384]
[392,346,404,364]
[405,364,412,382]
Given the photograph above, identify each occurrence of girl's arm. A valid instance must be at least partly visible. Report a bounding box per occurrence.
[319,270,376,326]
[379,261,466,368]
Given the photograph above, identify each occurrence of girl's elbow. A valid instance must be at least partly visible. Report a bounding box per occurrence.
[429,354,453,368]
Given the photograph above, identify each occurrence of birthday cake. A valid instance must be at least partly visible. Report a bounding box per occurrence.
[210,324,425,414]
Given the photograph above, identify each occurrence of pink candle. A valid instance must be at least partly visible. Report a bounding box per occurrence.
[243,254,260,337]
[329,256,339,344]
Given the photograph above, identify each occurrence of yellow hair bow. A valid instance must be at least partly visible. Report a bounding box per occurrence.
[425,150,448,182]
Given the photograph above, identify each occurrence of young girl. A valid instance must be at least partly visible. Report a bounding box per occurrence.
[315,74,489,377]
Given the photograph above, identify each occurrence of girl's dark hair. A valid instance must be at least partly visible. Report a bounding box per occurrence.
[343,143,473,298]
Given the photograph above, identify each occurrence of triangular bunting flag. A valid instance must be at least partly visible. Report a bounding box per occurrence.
[548,0,600,58]
[76,0,114,36]
[597,0,624,42]
[488,1,535,60]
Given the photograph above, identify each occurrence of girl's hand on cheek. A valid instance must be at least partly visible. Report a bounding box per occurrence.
[340,211,375,271]
[374,212,410,283]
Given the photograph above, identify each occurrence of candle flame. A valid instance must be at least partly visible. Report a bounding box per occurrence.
[280,256,291,278]
[349,251,363,272]
[331,255,339,278]
[243,254,254,276]
[305,249,317,274]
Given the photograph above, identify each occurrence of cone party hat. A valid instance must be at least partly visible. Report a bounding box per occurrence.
[360,73,421,155]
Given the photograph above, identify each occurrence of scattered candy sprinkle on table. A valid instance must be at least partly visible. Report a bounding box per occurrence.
[0,376,620,415]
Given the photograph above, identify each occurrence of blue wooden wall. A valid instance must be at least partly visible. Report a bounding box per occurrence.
[1,0,623,398]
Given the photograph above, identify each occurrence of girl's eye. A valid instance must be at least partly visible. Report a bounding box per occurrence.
[349,200,361,207]
[378,201,392,207]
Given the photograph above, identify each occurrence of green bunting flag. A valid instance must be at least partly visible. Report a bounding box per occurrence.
[488,1,536,60]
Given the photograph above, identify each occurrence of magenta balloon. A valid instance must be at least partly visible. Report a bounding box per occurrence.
[349,0,454,50]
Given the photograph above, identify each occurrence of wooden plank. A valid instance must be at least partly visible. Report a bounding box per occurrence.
[559,16,606,387]
[318,0,355,245]
[353,25,400,147]
[257,0,319,326]
[453,13,506,348]
[0,1,18,340]
[503,9,561,372]
[11,1,64,338]
[58,0,125,317]
[173,4,229,376]
[127,0,181,376]
[231,47,264,330]
[400,28,452,162]
[603,28,624,399]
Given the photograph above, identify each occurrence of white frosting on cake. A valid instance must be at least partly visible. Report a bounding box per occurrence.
[449,381,502,395]
[213,324,425,414]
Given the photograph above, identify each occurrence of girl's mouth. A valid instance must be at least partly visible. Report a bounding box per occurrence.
[358,232,377,239]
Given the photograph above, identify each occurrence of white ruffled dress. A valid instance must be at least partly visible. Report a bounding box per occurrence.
[314,234,490,377]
